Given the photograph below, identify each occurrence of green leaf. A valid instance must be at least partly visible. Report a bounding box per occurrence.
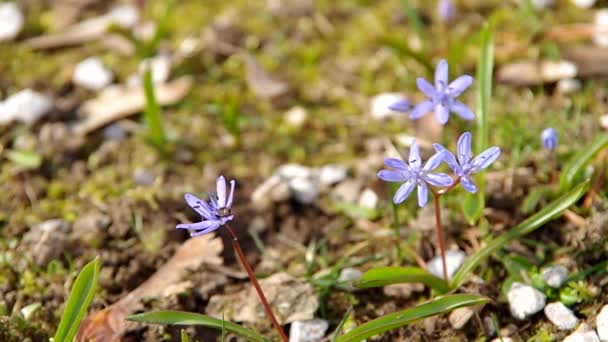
[53,257,100,342]
[559,133,608,193]
[336,294,489,342]
[180,329,190,342]
[400,0,425,46]
[127,311,270,342]
[334,202,379,220]
[331,307,353,342]
[450,181,589,289]
[355,267,450,293]
[142,68,167,152]
[521,185,553,214]
[462,193,484,225]
[5,150,42,169]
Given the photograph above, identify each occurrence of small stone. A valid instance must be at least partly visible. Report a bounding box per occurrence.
[0,2,23,41]
[73,57,114,91]
[285,106,308,128]
[289,319,329,342]
[507,282,546,320]
[572,0,596,9]
[545,302,578,330]
[564,323,601,342]
[140,55,171,84]
[337,267,363,292]
[0,89,53,125]
[357,188,379,209]
[278,164,314,179]
[21,219,71,267]
[426,250,466,280]
[330,179,363,203]
[106,4,139,28]
[600,115,608,130]
[252,174,291,208]
[71,213,111,246]
[541,60,577,82]
[449,305,483,329]
[483,316,496,337]
[383,283,424,298]
[542,265,568,288]
[595,9,608,47]
[289,177,319,204]
[596,304,608,341]
[103,123,128,141]
[369,93,408,120]
[318,164,348,189]
[133,168,155,186]
[556,78,582,95]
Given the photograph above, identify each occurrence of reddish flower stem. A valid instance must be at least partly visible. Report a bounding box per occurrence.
[224,224,288,342]
[429,177,461,282]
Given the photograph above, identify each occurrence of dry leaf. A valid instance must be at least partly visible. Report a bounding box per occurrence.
[76,234,223,342]
[72,77,192,135]
[562,46,608,78]
[241,52,290,99]
[497,60,577,86]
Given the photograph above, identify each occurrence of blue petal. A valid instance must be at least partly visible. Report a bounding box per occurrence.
[393,180,415,204]
[457,132,472,165]
[226,180,236,208]
[470,146,501,172]
[461,176,477,193]
[435,60,449,89]
[389,100,412,112]
[447,75,473,97]
[435,103,449,125]
[541,128,558,150]
[378,170,409,182]
[216,176,227,208]
[433,143,460,173]
[423,172,453,187]
[417,181,428,207]
[422,150,446,172]
[451,100,475,121]
[184,193,212,218]
[417,78,436,98]
[409,100,434,120]
[177,220,221,231]
[408,140,421,168]
[384,158,410,171]
[189,222,223,236]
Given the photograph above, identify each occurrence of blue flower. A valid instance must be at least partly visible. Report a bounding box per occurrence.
[438,0,456,22]
[541,128,558,151]
[177,175,235,237]
[391,59,474,125]
[378,140,453,207]
[433,132,501,193]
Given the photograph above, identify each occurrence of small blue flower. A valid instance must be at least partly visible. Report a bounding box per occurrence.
[433,131,501,193]
[541,128,558,151]
[438,0,456,22]
[391,59,474,125]
[177,175,235,237]
[378,140,453,207]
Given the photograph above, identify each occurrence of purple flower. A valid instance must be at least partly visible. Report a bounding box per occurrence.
[438,0,456,22]
[391,59,474,125]
[433,132,501,193]
[541,128,558,151]
[177,175,235,237]
[378,140,453,207]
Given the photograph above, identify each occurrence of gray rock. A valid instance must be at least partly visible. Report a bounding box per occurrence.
[337,267,363,292]
[330,179,363,204]
[383,283,424,298]
[596,304,608,341]
[71,213,111,246]
[289,177,319,204]
[21,219,71,266]
[544,302,578,330]
[564,323,601,342]
[0,3,23,41]
[542,265,568,288]
[73,57,113,91]
[426,250,466,280]
[556,78,581,95]
[278,164,313,179]
[449,305,483,329]
[357,188,379,209]
[0,89,53,125]
[133,168,155,186]
[252,174,291,208]
[507,282,546,320]
[317,164,348,189]
[289,319,329,342]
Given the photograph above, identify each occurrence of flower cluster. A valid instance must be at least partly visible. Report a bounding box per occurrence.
[378,132,501,206]
[541,128,559,151]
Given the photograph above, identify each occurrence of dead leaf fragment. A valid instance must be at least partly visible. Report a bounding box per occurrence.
[241,52,290,99]
[497,60,577,86]
[76,234,223,342]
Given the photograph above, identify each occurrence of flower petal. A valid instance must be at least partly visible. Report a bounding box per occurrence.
[408,140,421,168]
[189,222,223,236]
[461,176,477,193]
[393,180,415,204]
[184,193,212,218]
[226,180,236,208]
[176,220,220,231]
[435,103,449,125]
[451,100,475,121]
[378,170,409,182]
[435,59,449,88]
[470,146,501,172]
[384,158,409,171]
[457,131,472,165]
[417,78,436,98]
[423,150,446,171]
[417,181,428,207]
[389,99,412,112]
[423,172,454,187]
[433,143,460,173]
[409,100,434,120]
[216,176,227,208]
[447,75,473,97]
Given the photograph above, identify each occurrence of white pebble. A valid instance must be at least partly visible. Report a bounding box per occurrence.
[73,57,113,91]
[278,164,314,179]
[370,93,407,120]
[0,2,23,41]
[596,304,608,341]
[542,265,568,288]
[338,267,363,292]
[507,282,546,320]
[289,177,319,204]
[106,4,139,28]
[572,0,597,9]
[544,302,578,330]
[284,106,308,128]
[318,164,348,189]
[491,338,513,342]
[594,9,608,47]
[0,89,53,125]
[289,319,329,342]
[140,55,172,84]
[556,78,582,95]
[600,115,608,130]
[564,323,601,342]
[541,60,578,82]
[358,188,379,209]
[426,250,466,280]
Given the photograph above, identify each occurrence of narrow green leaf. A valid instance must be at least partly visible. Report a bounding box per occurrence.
[334,202,379,220]
[336,294,489,342]
[450,181,589,289]
[559,133,608,193]
[355,267,450,293]
[180,329,190,342]
[331,307,353,342]
[127,311,270,342]
[5,150,42,169]
[462,193,484,225]
[142,68,167,152]
[53,257,101,342]
[400,0,424,45]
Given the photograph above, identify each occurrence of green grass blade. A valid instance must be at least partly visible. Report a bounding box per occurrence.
[336,294,489,342]
[558,133,608,193]
[450,181,589,289]
[127,311,270,342]
[331,307,353,342]
[400,0,424,45]
[180,329,190,342]
[53,257,101,342]
[355,266,450,293]
[142,68,167,152]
